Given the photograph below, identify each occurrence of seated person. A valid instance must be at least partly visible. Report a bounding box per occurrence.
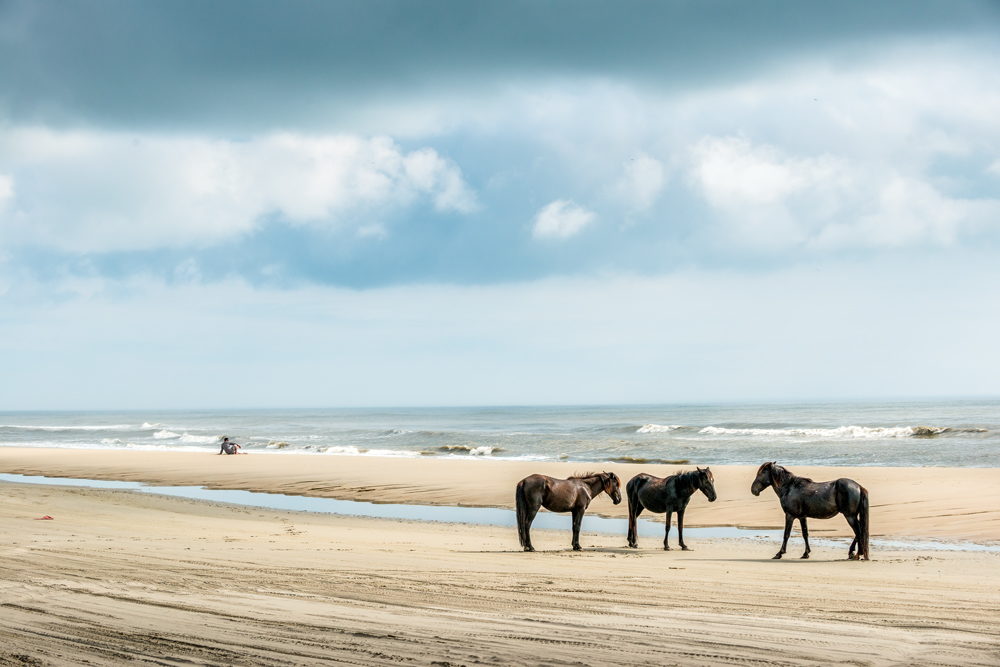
[218,437,241,455]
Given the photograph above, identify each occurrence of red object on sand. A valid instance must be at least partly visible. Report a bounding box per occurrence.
[34,515,54,520]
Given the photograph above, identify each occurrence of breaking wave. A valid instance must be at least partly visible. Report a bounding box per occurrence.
[607,456,691,465]
[322,446,420,457]
[437,445,504,456]
[637,424,686,434]
[179,433,221,444]
[153,430,218,444]
[697,425,987,439]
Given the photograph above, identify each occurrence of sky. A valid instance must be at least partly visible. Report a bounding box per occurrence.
[1,0,999,409]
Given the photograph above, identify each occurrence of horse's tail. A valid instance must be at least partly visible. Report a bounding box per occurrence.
[515,480,529,549]
[626,474,647,509]
[858,485,870,560]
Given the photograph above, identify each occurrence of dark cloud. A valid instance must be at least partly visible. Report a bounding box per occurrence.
[2,0,997,130]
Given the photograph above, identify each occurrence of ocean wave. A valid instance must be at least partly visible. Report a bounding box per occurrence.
[152,430,219,444]
[179,433,221,444]
[376,429,414,437]
[141,422,164,429]
[607,456,691,465]
[437,444,504,456]
[322,446,420,457]
[697,425,985,439]
[637,424,686,434]
[0,424,134,432]
[266,441,292,449]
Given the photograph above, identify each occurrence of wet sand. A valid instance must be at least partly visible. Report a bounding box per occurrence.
[1,449,1000,665]
[2,447,1000,541]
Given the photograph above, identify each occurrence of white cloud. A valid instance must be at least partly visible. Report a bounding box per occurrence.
[688,135,1000,250]
[0,174,13,218]
[0,128,477,252]
[614,153,666,212]
[532,200,596,239]
[689,136,847,209]
[813,175,1000,249]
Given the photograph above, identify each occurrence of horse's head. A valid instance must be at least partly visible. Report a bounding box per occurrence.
[697,467,717,502]
[602,471,622,505]
[751,461,777,496]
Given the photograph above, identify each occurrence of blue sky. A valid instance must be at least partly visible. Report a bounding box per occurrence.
[1,1,999,409]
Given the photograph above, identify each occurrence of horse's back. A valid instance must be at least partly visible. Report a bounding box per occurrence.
[627,472,659,491]
[631,473,679,513]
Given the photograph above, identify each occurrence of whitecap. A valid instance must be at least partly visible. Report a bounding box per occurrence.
[179,433,221,444]
[153,430,181,439]
[637,424,685,434]
[698,425,950,439]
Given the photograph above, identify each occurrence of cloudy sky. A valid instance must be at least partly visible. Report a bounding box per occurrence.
[2,1,999,409]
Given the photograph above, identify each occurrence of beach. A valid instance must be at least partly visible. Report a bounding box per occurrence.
[1,449,1000,665]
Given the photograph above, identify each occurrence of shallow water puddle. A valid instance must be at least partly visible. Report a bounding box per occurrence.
[2,472,997,552]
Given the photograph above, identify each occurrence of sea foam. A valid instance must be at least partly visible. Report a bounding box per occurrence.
[637,424,685,433]
[697,425,966,439]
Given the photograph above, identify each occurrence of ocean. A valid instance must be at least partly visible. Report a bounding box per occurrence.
[0,400,997,467]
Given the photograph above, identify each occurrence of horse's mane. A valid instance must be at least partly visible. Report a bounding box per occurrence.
[666,469,697,482]
[568,471,600,480]
[763,462,803,486]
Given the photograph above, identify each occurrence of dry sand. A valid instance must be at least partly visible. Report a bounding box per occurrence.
[1,449,999,665]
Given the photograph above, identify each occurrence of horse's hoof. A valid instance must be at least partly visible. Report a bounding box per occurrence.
[800,553,810,559]
[524,546,535,552]
[663,546,671,551]
[681,546,691,551]
[772,553,783,560]
[627,543,637,549]
[572,545,582,551]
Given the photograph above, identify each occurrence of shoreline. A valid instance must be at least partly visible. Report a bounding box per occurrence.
[2,446,1000,542]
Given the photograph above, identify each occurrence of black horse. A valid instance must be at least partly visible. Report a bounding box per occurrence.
[751,461,869,560]
[626,468,717,550]
[515,472,622,551]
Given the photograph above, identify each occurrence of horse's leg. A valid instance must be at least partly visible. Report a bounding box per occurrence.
[522,500,540,552]
[773,514,793,559]
[571,507,584,551]
[663,511,672,551]
[627,502,643,548]
[799,517,810,559]
[677,507,690,551]
[845,514,861,560]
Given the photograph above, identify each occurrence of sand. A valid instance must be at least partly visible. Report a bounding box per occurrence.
[1,449,1000,665]
[2,447,1000,541]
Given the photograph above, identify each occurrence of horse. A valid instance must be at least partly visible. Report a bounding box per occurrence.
[626,468,717,550]
[751,461,869,560]
[515,472,622,551]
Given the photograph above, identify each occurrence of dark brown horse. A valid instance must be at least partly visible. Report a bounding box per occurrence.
[751,462,869,560]
[626,468,717,550]
[515,472,622,551]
